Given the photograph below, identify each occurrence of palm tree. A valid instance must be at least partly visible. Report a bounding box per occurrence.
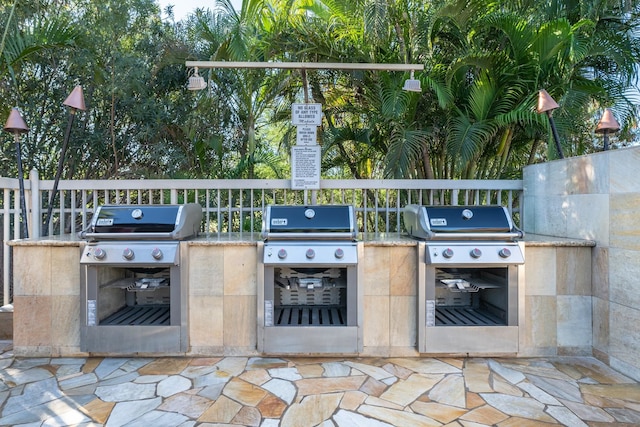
[420,0,640,179]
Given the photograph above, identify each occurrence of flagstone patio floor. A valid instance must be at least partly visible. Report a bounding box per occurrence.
[1,341,639,426]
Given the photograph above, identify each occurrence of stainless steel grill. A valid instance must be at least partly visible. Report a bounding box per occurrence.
[79,203,202,354]
[258,205,362,354]
[404,204,524,355]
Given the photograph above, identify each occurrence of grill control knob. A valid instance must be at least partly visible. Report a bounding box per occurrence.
[306,248,315,259]
[151,247,163,260]
[335,248,344,259]
[122,248,134,260]
[499,247,512,258]
[93,248,106,260]
[442,248,454,258]
[470,248,482,259]
[278,249,287,259]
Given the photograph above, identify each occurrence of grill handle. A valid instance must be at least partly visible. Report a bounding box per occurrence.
[262,232,357,241]
[425,231,524,240]
[79,231,176,240]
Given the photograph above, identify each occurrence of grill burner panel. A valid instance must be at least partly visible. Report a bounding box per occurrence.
[81,241,179,265]
[426,242,524,266]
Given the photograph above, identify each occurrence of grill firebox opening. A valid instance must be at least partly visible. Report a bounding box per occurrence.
[434,267,508,326]
[95,266,172,326]
[271,266,348,326]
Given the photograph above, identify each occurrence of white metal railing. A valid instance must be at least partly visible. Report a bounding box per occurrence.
[0,169,524,306]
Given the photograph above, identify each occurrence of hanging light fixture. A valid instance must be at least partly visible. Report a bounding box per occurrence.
[595,108,620,151]
[402,70,421,92]
[536,89,564,159]
[188,67,207,90]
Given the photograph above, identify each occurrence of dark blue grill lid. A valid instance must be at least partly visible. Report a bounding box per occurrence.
[423,206,512,233]
[265,205,355,234]
[92,205,179,233]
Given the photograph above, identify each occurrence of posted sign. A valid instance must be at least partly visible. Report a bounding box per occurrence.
[291,103,322,126]
[296,125,317,145]
[291,145,321,189]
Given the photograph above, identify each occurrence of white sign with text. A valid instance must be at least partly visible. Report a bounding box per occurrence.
[291,103,322,126]
[291,145,321,189]
[296,125,317,145]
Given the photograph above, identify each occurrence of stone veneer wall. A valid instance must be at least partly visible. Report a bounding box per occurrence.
[523,146,640,381]
[361,244,417,357]
[12,243,83,356]
[187,243,258,356]
[520,244,592,357]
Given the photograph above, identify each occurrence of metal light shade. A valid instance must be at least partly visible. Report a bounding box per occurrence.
[595,108,620,133]
[4,108,29,133]
[188,67,207,90]
[63,85,87,111]
[402,71,421,92]
[536,89,559,113]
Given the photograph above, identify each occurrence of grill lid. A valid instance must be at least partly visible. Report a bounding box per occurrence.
[262,205,357,240]
[80,203,202,241]
[403,204,523,241]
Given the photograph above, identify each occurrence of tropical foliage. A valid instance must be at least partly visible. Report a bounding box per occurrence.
[1,0,639,182]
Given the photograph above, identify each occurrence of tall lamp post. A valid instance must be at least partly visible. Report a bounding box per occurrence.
[595,108,620,151]
[536,89,565,159]
[4,108,30,238]
[42,85,86,236]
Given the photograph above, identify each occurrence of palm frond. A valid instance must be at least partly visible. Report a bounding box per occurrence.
[447,114,496,166]
[383,127,428,178]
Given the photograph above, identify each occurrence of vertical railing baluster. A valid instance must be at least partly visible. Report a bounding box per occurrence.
[70,190,76,235]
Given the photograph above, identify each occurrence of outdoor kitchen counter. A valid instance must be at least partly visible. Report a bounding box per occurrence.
[9,232,596,357]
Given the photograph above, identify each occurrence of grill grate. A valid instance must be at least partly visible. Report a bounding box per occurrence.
[279,287,342,306]
[101,305,170,325]
[435,307,502,326]
[275,306,346,326]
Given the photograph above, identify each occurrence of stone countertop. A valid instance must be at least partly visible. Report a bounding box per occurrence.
[522,233,596,247]
[360,233,418,245]
[189,232,261,245]
[7,234,84,246]
[7,232,596,248]
[361,232,596,247]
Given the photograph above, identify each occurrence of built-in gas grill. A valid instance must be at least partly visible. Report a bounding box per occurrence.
[257,205,363,354]
[404,204,524,355]
[79,203,202,354]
